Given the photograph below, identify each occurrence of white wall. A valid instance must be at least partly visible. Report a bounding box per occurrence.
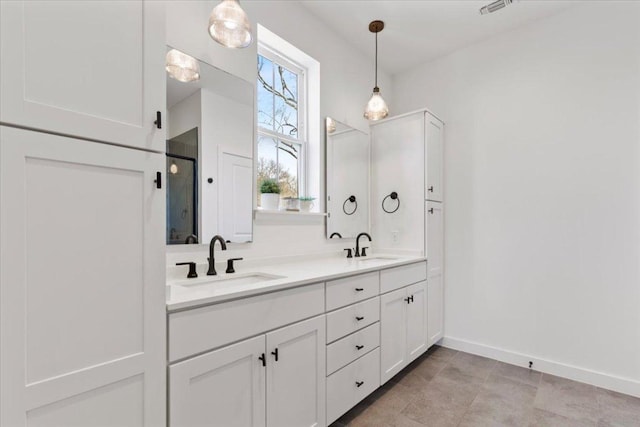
[392,2,640,395]
[166,1,391,262]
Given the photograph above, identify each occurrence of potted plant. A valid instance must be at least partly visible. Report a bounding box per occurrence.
[260,179,281,210]
[299,196,315,212]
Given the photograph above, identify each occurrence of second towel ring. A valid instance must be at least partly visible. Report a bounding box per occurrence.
[343,195,358,215]
[382,191,400,214]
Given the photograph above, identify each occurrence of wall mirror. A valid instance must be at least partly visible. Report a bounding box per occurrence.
[325,117,369,239]
[166,47,254,245]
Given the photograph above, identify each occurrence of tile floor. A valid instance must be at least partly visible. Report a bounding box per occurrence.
[330,346,640,427]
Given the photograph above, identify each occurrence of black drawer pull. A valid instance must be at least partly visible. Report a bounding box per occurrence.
[356,381,364,388]
[355,288,364,292]
[356,345,364,350]
[258,353,266,367]
[271,348,279,362]
[356,316,364,321]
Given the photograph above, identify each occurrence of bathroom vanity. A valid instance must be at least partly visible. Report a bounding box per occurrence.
[166,256,431,427]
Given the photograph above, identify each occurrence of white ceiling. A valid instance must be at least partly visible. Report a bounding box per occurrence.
[300,0,579,75]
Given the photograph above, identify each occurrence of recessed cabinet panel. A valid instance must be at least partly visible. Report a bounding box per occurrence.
[425,113,444,202]
[267,316,326,427]
[326,297,380,343]
[0,126,166,426]
[0,1,165,151]
[380,288,407,384]
[169,336,266,427]
[326,272,380,311]
[427,201,444,346]
[327,322,380,375]
[406,281,428,363]
[326,348,380,426]
[380,261,427,294]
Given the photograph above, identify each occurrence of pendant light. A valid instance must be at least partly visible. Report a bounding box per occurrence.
[165,49,200,82]
[208,0,252,49]
[169,161,179,175]
[364,20,389,121]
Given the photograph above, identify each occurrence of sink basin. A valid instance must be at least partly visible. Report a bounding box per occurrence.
[175,272,286,289]
[357,256,400,262]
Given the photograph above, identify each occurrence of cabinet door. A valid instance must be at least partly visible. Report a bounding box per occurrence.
[406,281,428,363]
[0,126,166,426]
[266,315,326,427]
[169,336,266,427]
[380,287,408,384]
[425,113,444,202]
[0,1,165,151]
[427,201,444,346]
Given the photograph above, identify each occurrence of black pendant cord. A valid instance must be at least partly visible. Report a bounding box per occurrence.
[374,31,378,88]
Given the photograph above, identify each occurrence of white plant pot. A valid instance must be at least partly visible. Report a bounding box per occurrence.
[260,193,280,210]
[300,200,314,212]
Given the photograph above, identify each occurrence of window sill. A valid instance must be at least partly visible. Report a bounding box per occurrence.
[254,209,327,224]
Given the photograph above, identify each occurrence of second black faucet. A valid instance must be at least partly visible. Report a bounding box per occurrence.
[207,235,227,275]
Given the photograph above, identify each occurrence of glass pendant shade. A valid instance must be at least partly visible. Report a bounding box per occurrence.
[208,0,252,49]
[364,87,389,121]
[166,49,200,82]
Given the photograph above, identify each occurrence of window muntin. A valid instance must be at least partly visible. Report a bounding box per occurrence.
[257,49,306,201]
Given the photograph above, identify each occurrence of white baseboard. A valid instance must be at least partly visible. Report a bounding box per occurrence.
[440,336,640,398]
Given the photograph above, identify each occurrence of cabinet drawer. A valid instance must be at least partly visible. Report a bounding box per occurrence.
[380,261,427,294]
[169,283,324,362]
[326,348,380,425]
[326,297,379,343]
[326,272,380,311]
[327,322,380,375]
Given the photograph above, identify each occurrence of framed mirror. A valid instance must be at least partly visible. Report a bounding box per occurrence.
[166,47,254,245]
[325,117,369,239]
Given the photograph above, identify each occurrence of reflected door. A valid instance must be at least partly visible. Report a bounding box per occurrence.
[166,154,197,244]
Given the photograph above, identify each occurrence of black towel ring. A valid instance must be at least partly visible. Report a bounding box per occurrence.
[343,195,358,215]
[382,191,400,214]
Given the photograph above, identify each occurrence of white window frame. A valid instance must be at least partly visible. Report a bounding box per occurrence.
[257,44,308,197]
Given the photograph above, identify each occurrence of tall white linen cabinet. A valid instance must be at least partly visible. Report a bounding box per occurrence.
[371,110,445,380]
[0,1,167,426]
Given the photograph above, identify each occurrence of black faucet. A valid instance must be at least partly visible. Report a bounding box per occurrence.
[355,232,372,257]
[207,235,227,275]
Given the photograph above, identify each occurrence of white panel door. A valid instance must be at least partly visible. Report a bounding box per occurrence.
[406,281,428,363]
[220,152,253,242]
[0,1,165,151]
[0,126,166,426]
[425,113,444,202]
[380,287,408,384]
[169,336,266,427]
[427,201,444,346]
[266,315,326,427]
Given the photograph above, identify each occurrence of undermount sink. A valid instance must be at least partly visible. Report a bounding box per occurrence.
[357,256,400,262]
[175,272,286,289]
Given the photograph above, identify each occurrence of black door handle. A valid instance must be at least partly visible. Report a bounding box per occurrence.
[154,111,162,129]
[356,316,364,321]
[356,345,364,350]
[428,186,434,192]
[356,381,364,388]
[428,208,434,214]
[154,171,162,189]
[405,297,411,304]
[355,288,364,292]
[271,348,279,362]
[258,353,266,367]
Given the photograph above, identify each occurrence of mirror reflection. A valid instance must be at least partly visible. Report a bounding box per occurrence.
[325,117,369,239]
[166,47,254,245]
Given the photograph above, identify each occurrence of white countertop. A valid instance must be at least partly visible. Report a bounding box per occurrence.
[166,254,426,312]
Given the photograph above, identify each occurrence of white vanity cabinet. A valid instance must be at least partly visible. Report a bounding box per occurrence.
[168,285,326,427]
[0,126,166,426]
[379,262,428,384]
[324,273,382,425]
[0,0,166,151]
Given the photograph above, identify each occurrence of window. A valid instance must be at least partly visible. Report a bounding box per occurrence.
[256,47,307,202]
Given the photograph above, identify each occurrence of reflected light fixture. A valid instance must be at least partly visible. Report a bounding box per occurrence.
[208,0,252,49]
[326,117,337,134]
[165,49,200,82]
[480,0,514,15]
[364,20,389,121]
[169,161,179,175]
